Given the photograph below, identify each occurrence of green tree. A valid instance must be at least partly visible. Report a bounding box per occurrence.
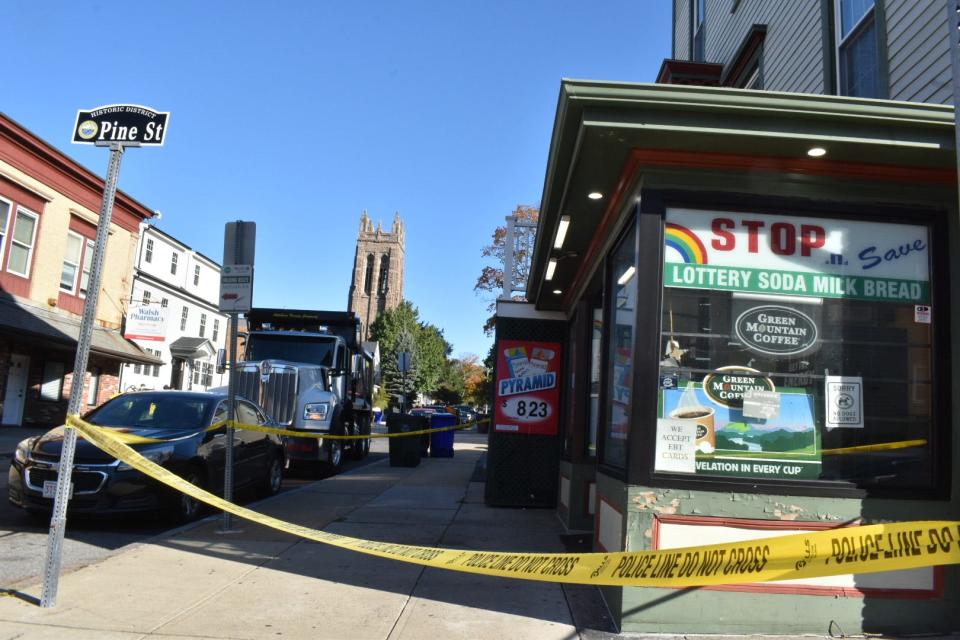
[369,300,452,408]
[416,323,451,394]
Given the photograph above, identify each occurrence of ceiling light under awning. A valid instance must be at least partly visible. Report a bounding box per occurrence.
[588,191,603,200]
[617,265,636,285]
[553,215,571,249]
[546,258,558,281]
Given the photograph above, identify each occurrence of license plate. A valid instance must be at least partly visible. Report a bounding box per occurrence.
[42,480,73,499]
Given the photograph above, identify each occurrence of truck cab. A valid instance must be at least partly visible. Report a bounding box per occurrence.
[238,309,374,473]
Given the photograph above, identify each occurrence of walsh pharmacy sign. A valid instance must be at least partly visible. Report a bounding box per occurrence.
[663,209,930,303]
[73,104,169,146]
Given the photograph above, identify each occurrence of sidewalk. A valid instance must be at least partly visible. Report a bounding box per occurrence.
[0,432,616,640]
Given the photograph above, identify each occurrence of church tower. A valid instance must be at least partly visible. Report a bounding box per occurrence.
[348,211,406,341]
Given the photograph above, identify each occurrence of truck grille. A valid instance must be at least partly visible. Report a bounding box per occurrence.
[236,362,299,425]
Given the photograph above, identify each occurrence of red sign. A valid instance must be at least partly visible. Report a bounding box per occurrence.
[494,339,562,436]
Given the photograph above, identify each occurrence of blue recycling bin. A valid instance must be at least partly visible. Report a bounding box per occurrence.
[428,412,457,458]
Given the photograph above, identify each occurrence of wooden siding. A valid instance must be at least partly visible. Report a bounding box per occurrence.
[886,0,953,105]
[703,0,824,93]
[674,0,690,59]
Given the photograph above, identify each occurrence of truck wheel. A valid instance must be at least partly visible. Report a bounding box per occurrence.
[350,415,371,460]
[323,440,343,474]
[323,410,344,474]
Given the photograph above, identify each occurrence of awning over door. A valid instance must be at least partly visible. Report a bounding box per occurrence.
[168,337,216,360]
[0,294,162,365]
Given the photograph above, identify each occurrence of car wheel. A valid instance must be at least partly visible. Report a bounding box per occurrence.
[175,468,206,523]
[262,453,283,496]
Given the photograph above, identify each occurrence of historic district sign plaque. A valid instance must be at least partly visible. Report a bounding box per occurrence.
[73,104,169,146]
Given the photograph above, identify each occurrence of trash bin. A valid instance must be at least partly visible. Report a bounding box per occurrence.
[429,412,457,458]
[387,413,428,467]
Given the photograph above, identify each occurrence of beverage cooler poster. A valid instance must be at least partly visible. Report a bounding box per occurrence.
[494,339,562,436]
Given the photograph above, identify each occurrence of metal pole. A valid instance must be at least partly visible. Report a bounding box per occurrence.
[221,315,239,531]
[500,215,515,301]
[41,142,128,608]
[221,322,240,533]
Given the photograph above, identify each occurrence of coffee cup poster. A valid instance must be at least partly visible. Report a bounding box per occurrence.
[494,340,562,436]
[658,382,821,480]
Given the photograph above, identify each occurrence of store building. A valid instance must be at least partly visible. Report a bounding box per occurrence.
[669,0,951,103]
[119,224,228,392]
[490,81,958,634]
[0,113,160,427]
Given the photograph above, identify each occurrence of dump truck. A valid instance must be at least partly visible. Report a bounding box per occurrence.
[235,308,375,474]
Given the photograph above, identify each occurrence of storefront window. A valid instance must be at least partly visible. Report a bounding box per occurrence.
[586,306,602,459]
[654,208,936,492]
[602,220,637,469]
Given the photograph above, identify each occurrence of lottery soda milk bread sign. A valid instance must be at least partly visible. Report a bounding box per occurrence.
[664,208,930,303]
[495,340,562,435]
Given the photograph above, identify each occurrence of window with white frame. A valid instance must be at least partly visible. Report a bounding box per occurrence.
[0,198,11,268]
[835,0,880,98]
[212,318,220,342]
[193,264,200,286]
[180,306,189,331]
[60,232,84,292]
[142,290,151,305]
[171,252,178,275]
[79,238,94,296]
[199,312,207,337]
[161,297,168,308]
[145,238,154,263]
[147,349,162,376]
[7,207,39,277]
[87,367,100,406]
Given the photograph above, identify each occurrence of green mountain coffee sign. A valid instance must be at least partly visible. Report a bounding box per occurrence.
[703,366,775,408]
[734,306,818,356]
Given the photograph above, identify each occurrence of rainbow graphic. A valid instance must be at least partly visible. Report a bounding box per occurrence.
[665,223,708,264]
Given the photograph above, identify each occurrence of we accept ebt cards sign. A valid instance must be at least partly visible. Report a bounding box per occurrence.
[663,208,930,303]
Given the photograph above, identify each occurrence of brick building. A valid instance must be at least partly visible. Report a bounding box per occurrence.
[347,211,405,341]
[0,113,159,427]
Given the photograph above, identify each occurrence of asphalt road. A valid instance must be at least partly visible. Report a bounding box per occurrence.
[0,444,388,589]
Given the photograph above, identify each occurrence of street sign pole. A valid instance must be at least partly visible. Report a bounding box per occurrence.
[41,141,136,608]
[223,310,238,532]
[219,221,255,533]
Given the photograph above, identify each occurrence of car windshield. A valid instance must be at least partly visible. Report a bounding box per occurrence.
[246,333,336,366]
[85,394,215,431]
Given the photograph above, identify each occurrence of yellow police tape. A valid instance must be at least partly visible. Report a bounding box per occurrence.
[65,414,960,588]
[107,419,480,445]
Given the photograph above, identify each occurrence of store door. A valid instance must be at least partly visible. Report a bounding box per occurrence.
[170,358,184,390]
[2,354,30,426]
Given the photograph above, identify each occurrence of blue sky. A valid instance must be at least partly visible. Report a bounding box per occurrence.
[6,1,671,359]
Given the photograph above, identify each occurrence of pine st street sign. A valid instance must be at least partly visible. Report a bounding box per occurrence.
[73,104,169,146]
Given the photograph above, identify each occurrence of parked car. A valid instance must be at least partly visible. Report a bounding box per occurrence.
[454,405,477,425]
[409,407,437,417]
[8,390,284,521]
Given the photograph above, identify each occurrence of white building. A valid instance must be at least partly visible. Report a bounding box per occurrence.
[119,224,228,392]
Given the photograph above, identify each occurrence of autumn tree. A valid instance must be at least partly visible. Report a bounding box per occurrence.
[474,205,539,335]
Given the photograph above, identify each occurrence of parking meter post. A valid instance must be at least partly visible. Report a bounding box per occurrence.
[41,141,129,608]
